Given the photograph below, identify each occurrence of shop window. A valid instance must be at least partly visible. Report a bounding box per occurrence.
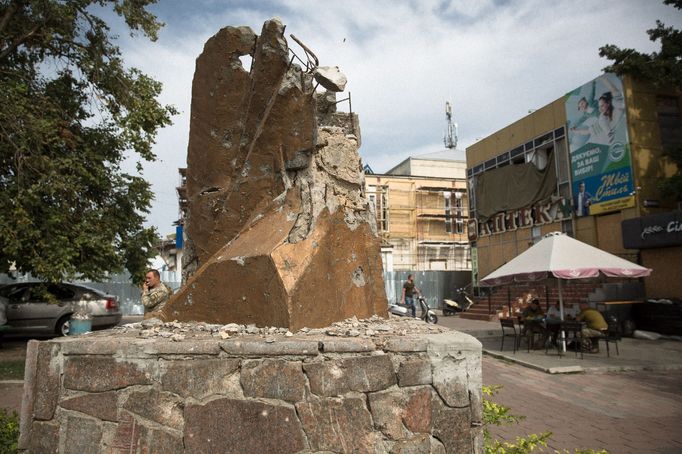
[657,96,682,148]
[562,219,574,237]
[531,226,542,244]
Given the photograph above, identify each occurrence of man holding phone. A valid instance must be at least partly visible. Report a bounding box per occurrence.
[141,269,173,314]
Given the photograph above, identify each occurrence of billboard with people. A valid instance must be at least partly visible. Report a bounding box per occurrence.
[565,73,635,216]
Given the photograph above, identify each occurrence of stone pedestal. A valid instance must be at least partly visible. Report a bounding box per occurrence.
[19,319,483,453]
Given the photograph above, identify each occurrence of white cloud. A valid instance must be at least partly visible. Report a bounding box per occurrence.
[116,0,681,233]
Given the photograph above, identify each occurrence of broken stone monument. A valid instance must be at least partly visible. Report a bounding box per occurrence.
[18,20,484,454]
[162,18,387,330]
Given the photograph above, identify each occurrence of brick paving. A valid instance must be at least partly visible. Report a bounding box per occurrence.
[483,355,682,454]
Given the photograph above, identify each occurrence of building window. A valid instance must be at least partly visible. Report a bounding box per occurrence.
[444,191,463,233]
[368,185,389,231]
[657,96,682,148]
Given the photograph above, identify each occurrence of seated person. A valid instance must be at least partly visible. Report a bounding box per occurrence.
[522,298,544,322]
[521,299,545,338]
[546,302,562,323]
[544,302,562,346]
[576,302,608,352]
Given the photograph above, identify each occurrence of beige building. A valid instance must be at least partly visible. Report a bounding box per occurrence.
[466,73,681,299]
[364,150,470,272]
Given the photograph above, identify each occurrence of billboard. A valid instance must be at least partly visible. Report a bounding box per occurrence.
[565,73,635,216]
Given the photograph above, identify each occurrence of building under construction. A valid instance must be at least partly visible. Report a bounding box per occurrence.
[364,150,470,272]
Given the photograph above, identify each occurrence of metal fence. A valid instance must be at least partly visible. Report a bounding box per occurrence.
[2,270,470,314]
[383,270,472,309]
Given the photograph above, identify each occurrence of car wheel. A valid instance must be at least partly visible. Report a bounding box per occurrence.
[56,316,71,336]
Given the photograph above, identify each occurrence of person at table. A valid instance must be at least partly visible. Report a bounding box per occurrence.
[521,299,545,339]
[546,302,562,323]
[543,302,562,346]
[576,302,608,353]
[522,299,544,322]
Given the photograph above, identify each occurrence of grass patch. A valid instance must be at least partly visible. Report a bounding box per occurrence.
[0,361,25,381]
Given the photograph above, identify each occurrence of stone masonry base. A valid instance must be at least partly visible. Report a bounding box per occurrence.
[19,321,483,453]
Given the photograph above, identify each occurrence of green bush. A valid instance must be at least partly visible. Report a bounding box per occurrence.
[483,385,609,454]
[0,408,19,454]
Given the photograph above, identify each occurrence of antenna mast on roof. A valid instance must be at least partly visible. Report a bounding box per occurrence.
[444,101,458,149]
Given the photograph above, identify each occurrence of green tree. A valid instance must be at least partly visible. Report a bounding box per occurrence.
[599,0,682,201]
[0,0,177,283]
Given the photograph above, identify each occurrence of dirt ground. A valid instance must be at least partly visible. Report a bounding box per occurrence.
[0,338,30,362]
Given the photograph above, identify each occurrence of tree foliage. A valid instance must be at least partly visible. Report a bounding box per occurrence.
[0,0,177,283]
[599,0,682,201]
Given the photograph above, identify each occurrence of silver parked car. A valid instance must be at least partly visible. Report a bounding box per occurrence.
[0,282,122,336]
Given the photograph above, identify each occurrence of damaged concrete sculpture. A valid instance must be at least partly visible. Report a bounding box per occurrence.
[18,20,484,454]
[158,18,387,329]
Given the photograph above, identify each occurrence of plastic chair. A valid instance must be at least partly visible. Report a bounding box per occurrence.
[499,318,520,353]
[598,319,621,357]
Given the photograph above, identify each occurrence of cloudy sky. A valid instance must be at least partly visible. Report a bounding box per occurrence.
[115,0,680,233]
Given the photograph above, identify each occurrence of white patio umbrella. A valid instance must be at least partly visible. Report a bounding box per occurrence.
[480,231,651,350]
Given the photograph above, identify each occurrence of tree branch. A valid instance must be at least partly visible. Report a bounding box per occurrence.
[0,22,42,61]
[0,0,21,36]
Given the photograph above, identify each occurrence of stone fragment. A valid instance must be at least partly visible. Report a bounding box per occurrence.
[240,359,306,403]
[397,357,433,387]
[122,389,184,431]
[390,434,446,454]
[158,18,387,330]
[313,66,348,92]
[303,355,396,396]
[320,337,376,353]
[64,415,102,454]
[369,387,433,439]
[60,391,119,421]
[184,398,305,453]
[384,336,429,352]
[296,397,381,452]
[63,356,152,392]
[431,396,474,453]
[107,412,184,454]
[28,421,59,454]
[220,337,319,356]
[30,342,61,421]
[160,358,240,399]
[142,339,221,355]
[108,411,138,452]
[431,354,470,408]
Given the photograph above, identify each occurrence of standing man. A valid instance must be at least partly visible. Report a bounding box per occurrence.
[401,274,420,318]
[574,181,592,217]
[141,269,173,315]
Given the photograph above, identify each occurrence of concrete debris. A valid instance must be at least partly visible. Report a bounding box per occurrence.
[116,315,447,340]
[313,66,348,92]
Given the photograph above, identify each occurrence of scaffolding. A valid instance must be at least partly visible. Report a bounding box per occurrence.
[367,182,471,271]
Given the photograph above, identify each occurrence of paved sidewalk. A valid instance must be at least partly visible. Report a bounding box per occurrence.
[483,356,682,454]
[437,315,682,374]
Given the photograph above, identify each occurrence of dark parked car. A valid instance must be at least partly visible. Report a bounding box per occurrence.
[0,282,122,336]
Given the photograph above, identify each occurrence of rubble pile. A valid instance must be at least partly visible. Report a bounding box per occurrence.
[109,315,447,342]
